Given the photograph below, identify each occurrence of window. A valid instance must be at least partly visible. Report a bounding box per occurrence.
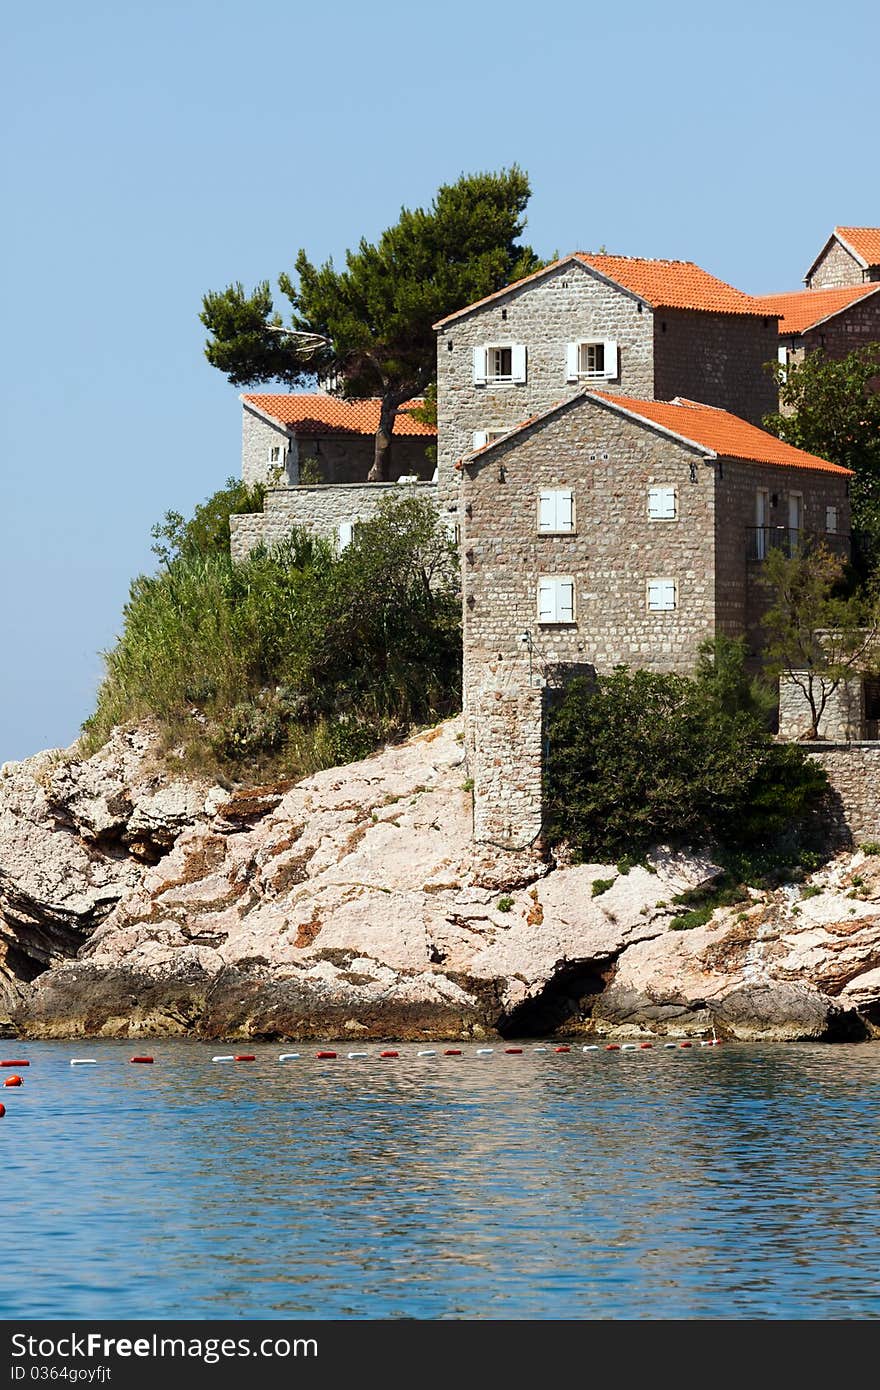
[268,444,285,466]
[538,489,575,533]
[444,520,461,546]
[566,340,619,382]
[648,487,676,520]
[826,505,838,534]
[647,578,676,612]
[337,520,354,550]
[473,344,527,385]
[538,576,575,624]
[471,429,506,449]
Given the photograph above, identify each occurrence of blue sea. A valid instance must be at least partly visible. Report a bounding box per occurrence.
[2,1039,879,1319]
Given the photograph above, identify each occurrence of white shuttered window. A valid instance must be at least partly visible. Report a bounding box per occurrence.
[826,506,838,534]
[538,489,575,533]
[566,340,619,382]
[647,579,676,612]
[648,486,677,520]
[337,521,354,550]
[538,576,575,624]
[473,343,527,384]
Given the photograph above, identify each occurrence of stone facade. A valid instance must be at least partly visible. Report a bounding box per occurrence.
[807,238,876,289]
[230,481,437,560]
[460,393,851,847]
[242,407,297,487]
[652,309,778,424]
[436,261,779,517]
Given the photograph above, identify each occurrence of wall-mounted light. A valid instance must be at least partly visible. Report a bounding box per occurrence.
[498,464,507,483]
[689,461,698,483]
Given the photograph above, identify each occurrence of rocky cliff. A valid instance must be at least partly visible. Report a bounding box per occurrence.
[2,720,879,1042]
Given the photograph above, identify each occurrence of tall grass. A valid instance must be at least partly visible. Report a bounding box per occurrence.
[84,496,462,782]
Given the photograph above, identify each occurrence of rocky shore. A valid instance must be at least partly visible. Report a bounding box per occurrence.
[2,719,879,1042]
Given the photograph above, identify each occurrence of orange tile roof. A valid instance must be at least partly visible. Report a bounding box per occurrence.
[433,252,770,327]
[241,394,435,436]
[753,283,880,334]
[593,392,851,474]
[836,226,880,268]
[574,254,768,316]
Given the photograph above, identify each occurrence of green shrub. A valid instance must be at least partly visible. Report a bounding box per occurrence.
[496,895,514,913]
[84,492,462,779]
[860,842,880,856]
[591,877,616,898]
[545,666,827,862]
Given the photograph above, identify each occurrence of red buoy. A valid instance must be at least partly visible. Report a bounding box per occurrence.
[0,1060,29,1067]
[555,1046,571,1053]
[130,1056,154,1064]
[316,1051,337,1059]
[504,1048,523,1054]
[444,1049,462,1056]
[640,1043,653,1049]
[380,1050,399,1058]
[0,1103,5,1117]
[606,1044,620,1051]
[234,1055,256,1062]
[680,1041,693,1048]
[4,1075,23,1087]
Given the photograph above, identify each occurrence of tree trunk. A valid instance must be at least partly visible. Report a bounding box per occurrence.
[367,397,398,482]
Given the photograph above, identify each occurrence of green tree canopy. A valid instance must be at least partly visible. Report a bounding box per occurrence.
[201,167,544,480]
[764,346,880,574]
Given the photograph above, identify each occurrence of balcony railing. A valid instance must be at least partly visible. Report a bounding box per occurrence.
[746,526,851,562]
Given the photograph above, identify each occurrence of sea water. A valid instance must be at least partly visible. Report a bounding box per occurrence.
[2,1039,879,1319]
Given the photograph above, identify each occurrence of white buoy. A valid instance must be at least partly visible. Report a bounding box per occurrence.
[417,1050,437,1057]
[476,1048,494,1055]
[70,1059,97,1066]
[278,1053,300,1061]
[582,1045,600,1051]
[533,1046,549,1052]
[212,1055,235,1062]
[347,1051,369,1059]
[621,1044,638,1051]
[664,1043,678,1049]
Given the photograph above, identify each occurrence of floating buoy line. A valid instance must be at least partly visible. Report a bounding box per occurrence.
[0,1033,724,1115]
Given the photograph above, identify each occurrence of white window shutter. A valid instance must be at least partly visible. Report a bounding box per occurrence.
[472,346,488,384]
[558,580,574,622]
[565,343,579,382]
[538,578,556,622]
[558,490,574,531]
[603,340,618,379]
[511,344,527,383]
[337,521,353,550]
[538,492,555,531]
[472,430,489,450]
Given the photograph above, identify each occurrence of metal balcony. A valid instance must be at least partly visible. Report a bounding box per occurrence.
[746,526,851,562]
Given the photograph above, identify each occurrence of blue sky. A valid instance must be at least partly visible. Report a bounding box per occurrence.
[2,0,878,763]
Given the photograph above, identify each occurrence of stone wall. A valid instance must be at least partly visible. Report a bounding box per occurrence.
[652,309,779,425]
[713,460,850,649]
[242,408,296,487]
[436,260,654,511]
[229,481,438,560]
[807,239,866,289]
[471,672,545,849]
[808,745,880,844]
[779,675,864,741]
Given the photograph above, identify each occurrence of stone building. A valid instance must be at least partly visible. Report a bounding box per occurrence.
[804,227,880,290]
[459,390,852,847]
[233,393,436,555]
[433,252,780,512]
[753,284,880,378]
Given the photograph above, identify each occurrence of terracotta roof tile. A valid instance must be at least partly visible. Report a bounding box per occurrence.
[241,394,435,436]
[836,227,880,268]
[753,283,880,335]
[593,392,851,474]
[433,252,769,327]
[574,254,768,316]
